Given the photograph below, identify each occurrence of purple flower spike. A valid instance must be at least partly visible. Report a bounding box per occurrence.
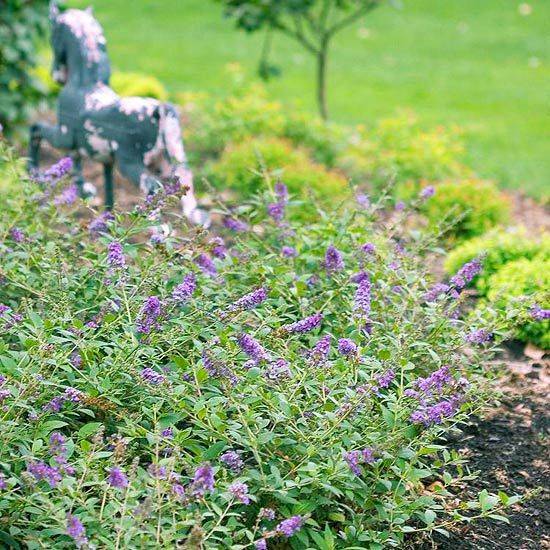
[27,461,62,487]
[223,216,248,232]
[282,312,323,334]
[281,246,297,258]
[423,283,450,303]
[9,227,25,243]
[220,450,244,473]
[325,245,344,274]
[228,481,250,504]
[136,296,163,335]
[450,258,482,290]
[338,338,357,357]
[255,540,267,550]
[309,334,331,367]
[465,329,492,345]
[237,333,269,364]
[229,287,268,312]
[267,202,285,222]
[140,367,165,385]
[54,184,78,205]
[531,305,550,321]
[420,185,435,200]
[276,515,304,538]
[107,241,125,269]
[43,157,73,181]
[173,273,196,303]
[361,242,376,255]
[195,253,217,276]
[107,467,128,488]
[376,368,395,389]
[66,514,88,548]
[192,463,214,496]
[274,181,288,202]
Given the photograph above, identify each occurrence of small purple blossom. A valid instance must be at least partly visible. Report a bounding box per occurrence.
[228,481,250,504]
[229,287,268,312]
[267,201,285,222]
[276,515,304,538]
[265,358,291,381]
[410,395,463,426]
[0,389,10,403]
[415,365,453,395]
[309,334,331,366]
[161,427,174,438]
[70,352,82,368]
[274,181,288,202]
[237,333,269,364]
[107,467,128,488]
[423,283,450,303]
[136,296,163,335]
[54,184,78,205]
[223,216,248,232]
[210,237,227,259]
[220,450,244,473]
[255,540,267,550]
[450,258,483,290]
[27,461,62,487]
[420,186,435,200]
[395,200,405,212]
[43,157,73,181]
[325,245,344,274]
[356,193,370,208]
[281,246,297,258]
[191,463,214,496]
[0,474,6,490]
[344,448,375,476]
[338,338,357,357]
[49,432,67,456]
[465,329,492,345]
[376,369,395,389]
[531,305,550,321]
[66,514,88,548]
[259,507,276,520]
[202,351,238,385]
[89,211,113,234]
[107,241,125,269]
[9,227,25,243]
[195,253,217,276]
[354,272,371,319]
[172,273,196,303]
[140,367,165,385]
[361,242,376,255]
[282,312,323,334]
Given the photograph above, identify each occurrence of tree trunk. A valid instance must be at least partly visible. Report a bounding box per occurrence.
[316,41,329,121]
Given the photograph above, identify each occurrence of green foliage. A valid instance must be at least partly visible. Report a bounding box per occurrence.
[0,142,518,548]
[421,179,511,241]
[111,71,169,100]
[0,0,49,133]
[336,111,470,190]
[207,136,348,203]
[445,229,550,294]
[486,257,550,349]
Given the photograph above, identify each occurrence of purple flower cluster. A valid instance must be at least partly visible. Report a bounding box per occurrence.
[107,241,125,269]
[43,387,82,412]
[531,305,550,321]
[66,514,88,548]
[338,338,357,357]
[423,283,450,303]
[237,333,269,364]
[410,395,464,426]
[361,242,376,255]
[27,460,63,487]
[195,253,217,276]
[210,237,227,259]
[172,273,196,303]
[49,432,75,475]
[344,448,375,476]
[107,466,129,488]
[353,271,371,322]
[136,296,163,335]
[267,182,289,223]
[43,157,73,181]
[228,481,250,504]
[419,185,435,200]
[202,351,238,385]
[220,450,244,473]
[140,367,165,385]
[258,507,276,520]
[308,334,331,367]
[281,245,297,258]
[375,368,395,389]
[465,329,492,345]
[265,358,291,381]
[450,258,483,290]
[89,211,113,235]
[281,312,322,334]
[223,216,248,232]
[325,245,344,274]
[229,287,268,312]
[276,515,304,538]
[191,463,214,496]
[54,183,78,206]
[356,192,370,208]
[9,227,25,243]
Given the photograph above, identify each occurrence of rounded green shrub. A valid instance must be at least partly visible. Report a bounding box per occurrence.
[207,136,348,201]
[421,178,511,240]
[486,257,550,349]
[111,71,169,100]
[445,228,549,294]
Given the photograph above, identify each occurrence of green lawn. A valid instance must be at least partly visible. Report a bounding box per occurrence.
[68,0,549,199]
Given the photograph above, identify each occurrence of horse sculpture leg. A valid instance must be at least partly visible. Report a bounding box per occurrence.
[104,161,114,210]
[28,124,42,171]
[116,155,161,197]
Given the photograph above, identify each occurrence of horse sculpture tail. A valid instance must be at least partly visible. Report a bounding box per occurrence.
[158,103,206,224]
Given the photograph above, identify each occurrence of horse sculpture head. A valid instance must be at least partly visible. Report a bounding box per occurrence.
[49,0,111,87]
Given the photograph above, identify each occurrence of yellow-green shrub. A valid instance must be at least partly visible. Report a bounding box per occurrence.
[207,137,348,201]
[111,71,168,100]
[422,179,511,240]
[445,229,550,294]
[337,111,470,188]
[486,257,550,349]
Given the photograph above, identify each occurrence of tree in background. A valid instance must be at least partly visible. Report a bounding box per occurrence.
[0,0,49,134]
[216,0,390,120]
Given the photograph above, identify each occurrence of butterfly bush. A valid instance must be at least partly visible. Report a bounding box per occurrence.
[0,145,521,548]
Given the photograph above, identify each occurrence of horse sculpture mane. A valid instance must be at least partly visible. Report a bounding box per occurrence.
[29,1,208,225]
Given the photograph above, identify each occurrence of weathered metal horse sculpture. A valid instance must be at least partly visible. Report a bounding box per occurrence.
[29,1,206,224]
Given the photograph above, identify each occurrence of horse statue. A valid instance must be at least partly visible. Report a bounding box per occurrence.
[29,1,208,225]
